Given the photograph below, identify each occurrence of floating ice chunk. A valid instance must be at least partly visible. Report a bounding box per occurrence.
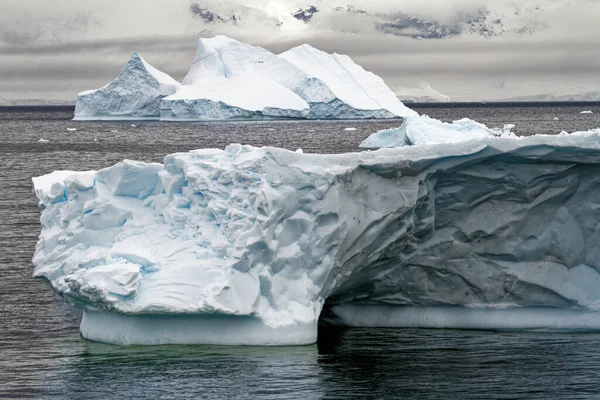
[33,125,600,345]
[359,115,512,148]
[554,117,560,121]
[344,127,357,131]
[295,148,303,153]
[581,110,594,114]
[66,128,77,132]
[38,138,49,143]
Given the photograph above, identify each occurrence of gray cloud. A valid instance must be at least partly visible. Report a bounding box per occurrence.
[1,0,599,101]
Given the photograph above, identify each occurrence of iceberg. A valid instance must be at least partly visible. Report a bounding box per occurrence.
[32,124,600,345]
[360,115,514,148]
[161,36,415,121]
[280,44,417,119]
[395,82,451,103]
[74,53,180,121]
[160,75,309,121]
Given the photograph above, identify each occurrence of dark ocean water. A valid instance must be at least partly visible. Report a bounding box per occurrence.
[3,106,600,399]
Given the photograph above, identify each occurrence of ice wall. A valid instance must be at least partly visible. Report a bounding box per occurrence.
[33,131,600,345]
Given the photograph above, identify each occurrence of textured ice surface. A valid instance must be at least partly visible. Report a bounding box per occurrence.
[164,36,413,120]
[161,75,309,121]
[74,53,180,121]
[32,127,600,345]
[360,115,514,148]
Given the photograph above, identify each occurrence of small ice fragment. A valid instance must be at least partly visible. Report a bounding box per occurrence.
[344,127,357,131]
[38,138,49,143]
[295,148,303,153]
[131,124,138,128]
[111,130,118,133]
[93,138,99,142]
[267,128,276,131]
[581,111,593,114]
[502,124,515,135]
[553,117,560,121]
[67,128,77,132]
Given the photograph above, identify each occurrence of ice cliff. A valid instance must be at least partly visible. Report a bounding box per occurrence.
[74,53,180,121]
[33,125,600,345]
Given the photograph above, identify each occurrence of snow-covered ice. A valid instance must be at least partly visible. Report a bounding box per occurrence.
[32,120,600,345]
[280,44,416,119]
[360,115,514,148]
[160,36,414,121]
[74,53,180,121]
[161,75,309,121]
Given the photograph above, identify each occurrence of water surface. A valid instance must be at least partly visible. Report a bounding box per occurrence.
[2,106,600,399]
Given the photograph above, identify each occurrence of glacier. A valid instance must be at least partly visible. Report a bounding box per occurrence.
[74,53,180,121]
[159,35,415,121]
[360,115,515,148]
[32,122,600,345]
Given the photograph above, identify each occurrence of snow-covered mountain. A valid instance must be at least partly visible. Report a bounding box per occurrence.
[395,83,450,103]
[185,0,591,38]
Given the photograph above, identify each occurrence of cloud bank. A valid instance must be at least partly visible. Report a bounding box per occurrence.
[1,0,599,101]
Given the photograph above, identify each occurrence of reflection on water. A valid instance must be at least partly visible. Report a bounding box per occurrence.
[3,107,600,398]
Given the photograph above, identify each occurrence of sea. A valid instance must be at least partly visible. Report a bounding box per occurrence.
[2,104,600,399]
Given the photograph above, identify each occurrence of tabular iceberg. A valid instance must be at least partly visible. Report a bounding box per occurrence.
[74,53,180,121]
[360,115,514,148]
[33,125,600,345]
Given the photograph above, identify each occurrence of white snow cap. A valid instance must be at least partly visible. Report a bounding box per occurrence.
[165,75,309,112]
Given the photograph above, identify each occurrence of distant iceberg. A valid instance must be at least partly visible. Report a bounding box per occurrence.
[82,36,414,122]
[360,115,514,148]
[74,53,180,121]
[33,122,600,345]
[395,82,450,103]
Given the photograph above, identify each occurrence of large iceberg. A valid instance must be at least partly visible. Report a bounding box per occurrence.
[33,124,600,345]
[160,36,415,121]
[74,53,180,121]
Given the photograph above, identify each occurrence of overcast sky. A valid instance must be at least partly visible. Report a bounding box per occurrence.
[1,0,599,101]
